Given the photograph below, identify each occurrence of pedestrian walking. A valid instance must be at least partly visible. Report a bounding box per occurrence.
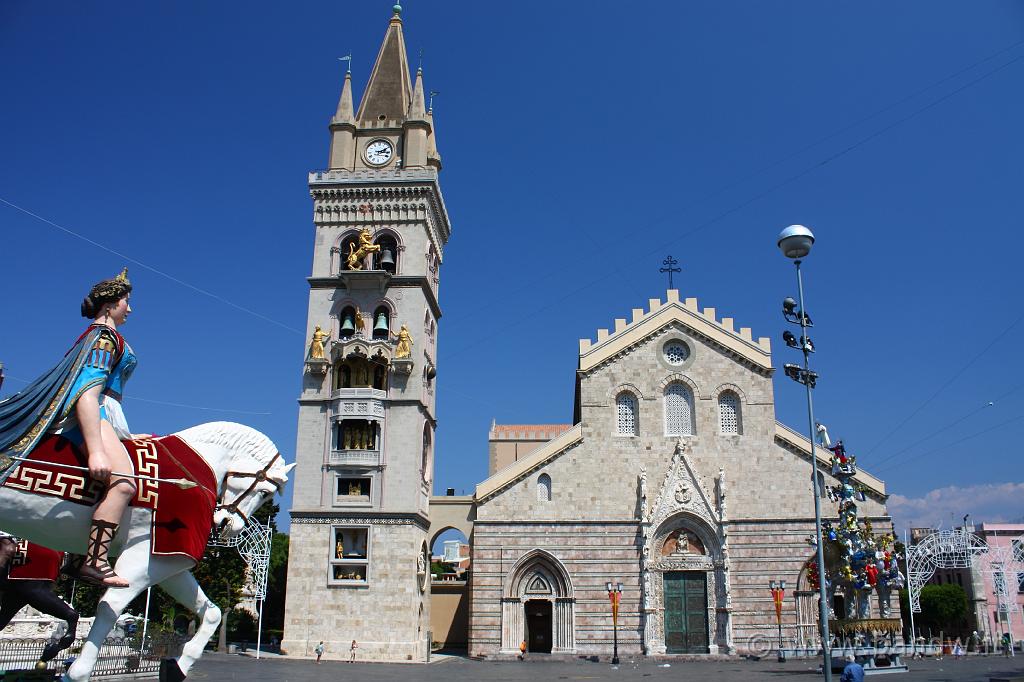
[315,641,324,664]
[518,639,527,660]
[1002,633,1012,657]
[953,639,963,660]
[840,655,865,682]
[349,639,358,662]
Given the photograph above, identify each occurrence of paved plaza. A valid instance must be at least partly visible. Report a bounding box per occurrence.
[188,652,1024,682]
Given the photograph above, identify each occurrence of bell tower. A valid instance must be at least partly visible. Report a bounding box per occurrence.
[282,3,449,662]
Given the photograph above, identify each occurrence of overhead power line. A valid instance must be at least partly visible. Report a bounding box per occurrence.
[0,198,303,336]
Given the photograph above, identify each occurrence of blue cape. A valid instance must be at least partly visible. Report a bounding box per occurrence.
[0,327,109,482]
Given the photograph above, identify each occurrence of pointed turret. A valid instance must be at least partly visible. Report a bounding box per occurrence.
[403,66,431,168]
[328,71,357,170]
[409,67,427,120]
[334,71,355,123]
[356,5,413,126]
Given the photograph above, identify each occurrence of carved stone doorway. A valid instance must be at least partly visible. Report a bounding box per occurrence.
[664,571,709,654]
[525,599,553,653]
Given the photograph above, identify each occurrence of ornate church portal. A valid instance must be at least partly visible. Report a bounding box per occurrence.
[641,441,730,655]
[500,550,576,654]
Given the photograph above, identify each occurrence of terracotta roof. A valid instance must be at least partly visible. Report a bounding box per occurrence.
[489,424,573,438]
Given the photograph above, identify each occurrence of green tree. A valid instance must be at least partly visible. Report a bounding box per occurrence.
[918,584,968,634]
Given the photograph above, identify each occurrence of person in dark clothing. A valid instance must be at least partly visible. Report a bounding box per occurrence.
[840,655,865,682]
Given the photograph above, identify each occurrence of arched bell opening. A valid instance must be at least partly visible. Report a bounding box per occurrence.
[373,306,391,340]
[373,234,399,273]
[339,306,358,338]
[340,234,361,271]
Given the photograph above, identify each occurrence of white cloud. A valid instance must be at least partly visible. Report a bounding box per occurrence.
[888,482,1024,535]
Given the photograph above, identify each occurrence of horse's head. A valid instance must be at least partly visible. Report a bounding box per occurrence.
[175,422,296,537]
[213,451,295,536]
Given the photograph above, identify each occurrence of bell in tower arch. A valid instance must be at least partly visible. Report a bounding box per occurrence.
[375,235,398,273]
[340,308,356,336]
[374,311,389,335]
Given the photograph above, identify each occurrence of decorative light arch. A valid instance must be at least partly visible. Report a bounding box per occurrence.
[906,528,1024,646]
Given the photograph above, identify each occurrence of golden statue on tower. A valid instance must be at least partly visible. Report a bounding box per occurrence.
[346,228,381,270]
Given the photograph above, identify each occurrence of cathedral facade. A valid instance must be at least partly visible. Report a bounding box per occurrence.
[467,292,893,657]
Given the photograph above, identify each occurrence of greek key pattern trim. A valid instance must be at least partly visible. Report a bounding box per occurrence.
[132,439,160,506]
[4,466,102,504]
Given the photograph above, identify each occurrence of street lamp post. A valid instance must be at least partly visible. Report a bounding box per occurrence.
[778,224,832,681]
[606,581,623,665]
[770,580,787,662]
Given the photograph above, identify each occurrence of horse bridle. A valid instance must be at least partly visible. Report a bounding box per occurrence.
[215,452,284,528]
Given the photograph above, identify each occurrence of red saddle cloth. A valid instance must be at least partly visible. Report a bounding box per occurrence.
[2,435,218,563]
[6,541,62,582]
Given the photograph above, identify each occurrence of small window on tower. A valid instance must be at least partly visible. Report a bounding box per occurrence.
[335,476,371,504]
[329,526,370,585]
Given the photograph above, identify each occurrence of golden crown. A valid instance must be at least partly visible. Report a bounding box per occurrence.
[89,267,132,301]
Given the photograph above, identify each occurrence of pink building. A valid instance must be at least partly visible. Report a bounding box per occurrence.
[975,523,1024,641]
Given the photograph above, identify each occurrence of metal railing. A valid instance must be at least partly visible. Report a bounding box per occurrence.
[0,633,185,678]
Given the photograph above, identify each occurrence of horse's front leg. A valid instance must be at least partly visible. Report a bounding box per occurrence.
[65,576,146,682]
[157,570,222,677]
[65,540,190,682]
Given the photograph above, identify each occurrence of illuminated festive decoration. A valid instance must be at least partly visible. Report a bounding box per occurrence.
[814,424,905,625]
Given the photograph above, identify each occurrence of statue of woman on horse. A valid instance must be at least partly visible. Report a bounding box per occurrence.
[0,268,139,588]
[0,269,292,681]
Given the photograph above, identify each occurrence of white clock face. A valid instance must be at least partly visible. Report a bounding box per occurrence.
[365,139,393,165]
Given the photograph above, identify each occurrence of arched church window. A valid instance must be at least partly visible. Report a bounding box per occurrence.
[537,474,552,502]
[374,234,398,273]
[372,306,390,340]
[719,391,741,434]
[664,382,695,436]
[616,392,638,436]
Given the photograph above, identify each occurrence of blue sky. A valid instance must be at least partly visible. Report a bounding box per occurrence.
[2,1,1023,536]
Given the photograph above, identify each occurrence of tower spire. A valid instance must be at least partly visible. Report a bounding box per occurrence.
[333,71,355,124]
[356,6,413,125]
[409,67,427,120]
[328,66,357,170]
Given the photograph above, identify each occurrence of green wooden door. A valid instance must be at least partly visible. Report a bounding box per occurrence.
[664,571,709,653]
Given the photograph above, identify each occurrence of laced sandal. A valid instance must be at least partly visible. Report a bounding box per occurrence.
[79,520,129,588]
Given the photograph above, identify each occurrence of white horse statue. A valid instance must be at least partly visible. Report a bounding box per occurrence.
[0,421,293,682]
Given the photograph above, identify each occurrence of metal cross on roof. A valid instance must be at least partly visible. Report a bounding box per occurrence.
[660,255,681,290]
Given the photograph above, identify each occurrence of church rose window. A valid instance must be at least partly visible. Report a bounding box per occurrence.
[718,391,741,434]
[664,383,695,436]
[616,392,638,436]
[664,341,690,365]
